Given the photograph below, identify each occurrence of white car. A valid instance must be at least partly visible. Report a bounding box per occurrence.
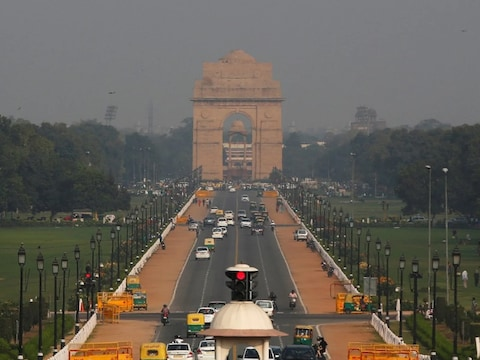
[293,228,308,241]
[219,226,228,236]
[228,187,236,193]
[209,206,218,214]
[195,247,210,260]
[166,342,194,360]
[239,347,274,360]
[224,210,234,220]
[255,299,275,317]
[195,338,215,360]
[227,218,235,226]
[216,217,228,227]
[241,194,250,202]
[237,209,247,219]
[197,307,216,325]
[240,217,252,228]
[212,227,224,239]
[208,301,226,312]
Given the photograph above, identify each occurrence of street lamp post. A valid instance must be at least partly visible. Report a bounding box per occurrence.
[96,229,102,295]
[51,258,59,354]
[18,244,26,360]
[399,254,406,339]
[322,201,327,244]
[426,165,432,309]
[60,253,68,349]
[350,152,356,217]
[443,167,449,304]
[349,218,354,279]
[376,237,382,312]
[125,217,130,273]
[110,227,115,290]
[338,208,343,263]
[135,206,139,259]
[411,257,421,344]
[452,246,461,356]
[89,236,95,316]
[356,227,362,289]
[332,208,337,256]
[74,245,80,334]
[384,242,391,326]
[116,223,121,283]
[366,229,372,294]
[431,251,440,357]
[36,249,44,360]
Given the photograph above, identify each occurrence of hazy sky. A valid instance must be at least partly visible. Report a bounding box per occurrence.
[1,0,479,133]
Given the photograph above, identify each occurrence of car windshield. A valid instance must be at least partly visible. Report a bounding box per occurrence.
[167,344,190,351]
[244,348,259,358]
[199,308,214,314]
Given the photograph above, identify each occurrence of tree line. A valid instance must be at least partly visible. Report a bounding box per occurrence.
[1,114,479,219]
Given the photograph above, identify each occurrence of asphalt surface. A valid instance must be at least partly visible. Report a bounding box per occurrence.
[86,189,378,359]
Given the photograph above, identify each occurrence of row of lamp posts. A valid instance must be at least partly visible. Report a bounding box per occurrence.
[15,183,189,360]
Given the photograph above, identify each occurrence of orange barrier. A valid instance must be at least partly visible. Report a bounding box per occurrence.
[347,343,419,360]
[97,292,133,312]
[176,215,188,224]
[263,190,279,198]
[69,342,133,360]
[195,190,214,198]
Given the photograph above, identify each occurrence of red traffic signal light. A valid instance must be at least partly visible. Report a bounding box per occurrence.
[236,271,246,281]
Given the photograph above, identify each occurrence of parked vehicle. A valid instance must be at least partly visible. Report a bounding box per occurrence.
[293,229,308,241]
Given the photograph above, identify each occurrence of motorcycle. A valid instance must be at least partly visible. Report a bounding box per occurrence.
[161,314,169,326]
[327,266,334,278]
[289,297,297,310]
[161,241,166,250]
[306,238,315,251]
[321,261,328,272]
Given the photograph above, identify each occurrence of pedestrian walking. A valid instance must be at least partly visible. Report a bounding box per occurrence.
[472,297,478,315]
[475,267,479,287]
[462,269,469,288]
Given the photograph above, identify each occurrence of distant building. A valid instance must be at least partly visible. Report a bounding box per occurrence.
[350,106,386,134]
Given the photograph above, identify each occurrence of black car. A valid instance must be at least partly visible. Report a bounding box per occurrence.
[203,216,216,226]
[251,224,264,235]
[280,345,316,360]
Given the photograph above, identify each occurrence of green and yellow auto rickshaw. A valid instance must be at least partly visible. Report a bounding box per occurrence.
[186,313,205,337]
[204,238,215,252]
[293,325,314,346]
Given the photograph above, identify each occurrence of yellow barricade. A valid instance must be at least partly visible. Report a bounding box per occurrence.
[347,343,419,360]
[69,342,133,360]
[263,190,279,198]
[195,190,214,198]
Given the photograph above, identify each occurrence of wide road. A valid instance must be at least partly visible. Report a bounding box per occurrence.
[127,190,367,352]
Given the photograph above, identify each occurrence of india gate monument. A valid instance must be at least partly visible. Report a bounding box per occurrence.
[192,50,283,181]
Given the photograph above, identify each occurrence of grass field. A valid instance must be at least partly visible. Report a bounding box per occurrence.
[1,197,479,315]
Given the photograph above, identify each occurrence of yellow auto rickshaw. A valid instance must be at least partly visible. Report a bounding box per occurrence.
[186,313,205,337]
[140,343,167,360]
[204,238,215,252]
[293,325,314,346]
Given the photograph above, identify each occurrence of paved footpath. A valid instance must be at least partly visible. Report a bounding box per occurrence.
[87,195,378,360]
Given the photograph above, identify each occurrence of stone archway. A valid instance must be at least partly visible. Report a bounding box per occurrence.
[192,50,283,181]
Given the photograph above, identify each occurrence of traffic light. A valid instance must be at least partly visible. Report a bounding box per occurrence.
[226,269,247,301]
[247,271,258,301]
[85,265,92,286]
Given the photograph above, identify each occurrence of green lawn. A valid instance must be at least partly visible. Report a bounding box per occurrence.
[0,224,134,304]
[1,197,479,315]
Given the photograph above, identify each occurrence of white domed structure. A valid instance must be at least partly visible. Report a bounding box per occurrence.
[201,301,287,359]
